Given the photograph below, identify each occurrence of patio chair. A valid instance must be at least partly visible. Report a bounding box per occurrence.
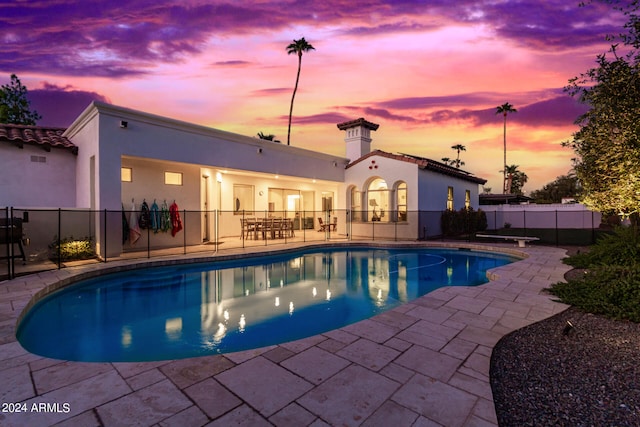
[271,218,284,239]
[317,217,328,232]
[240,218,257,240]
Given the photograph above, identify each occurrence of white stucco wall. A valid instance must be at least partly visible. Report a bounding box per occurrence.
[417,169,481,212]
[66,102,348,212]
[344,154,420,239]
[64,102,348,255]
[481,204,602,229]
[344,155,420,210]
[0,143,76,208]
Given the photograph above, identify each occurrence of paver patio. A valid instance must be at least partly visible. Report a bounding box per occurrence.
[0,242,570,426]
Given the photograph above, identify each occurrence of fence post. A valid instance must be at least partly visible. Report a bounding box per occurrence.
[241,211,246,248]
[103,209,108,263]
[555,209,560,246]
[57,208,62,269]
[183,209,187,255]
[394,215,398,241]
[7,207,14,279]
[371,219,375,241]
[9,207,14,278]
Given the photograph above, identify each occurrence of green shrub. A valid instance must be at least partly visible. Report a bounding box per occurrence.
[441,207,488,236]
[49,236,95,261]
[549,266,640,322]
[563,226,639,268]
[551,225,640,322]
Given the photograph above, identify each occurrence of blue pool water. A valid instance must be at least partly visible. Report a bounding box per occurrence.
[17,247,516,362]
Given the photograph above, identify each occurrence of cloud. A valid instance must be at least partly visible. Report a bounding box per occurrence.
[514,96,588,127]
[344,106,420,123]
[0,0,622,77]
[251,88,291,96]
[28,83,111,127]
[473,0,622,50]
[373,90,587,128]
[377,92,510,110]
[284,112,353,125]
[212,60,252,67]
[0,1,276,76]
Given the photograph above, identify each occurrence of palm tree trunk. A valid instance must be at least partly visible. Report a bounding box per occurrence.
[503,114,507,194]
[287,54,302,146]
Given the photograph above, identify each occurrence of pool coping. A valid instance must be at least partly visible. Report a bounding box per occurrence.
[0,241,571,427]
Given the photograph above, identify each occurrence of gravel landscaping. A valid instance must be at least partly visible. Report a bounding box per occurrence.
[491,269,640,426]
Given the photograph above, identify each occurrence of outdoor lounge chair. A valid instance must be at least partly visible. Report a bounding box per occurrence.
[317,217,328,232]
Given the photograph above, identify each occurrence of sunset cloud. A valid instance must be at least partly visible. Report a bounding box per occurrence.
[0,0,621,191]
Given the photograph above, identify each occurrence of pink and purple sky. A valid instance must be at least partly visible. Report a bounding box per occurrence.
[0,1,625,193]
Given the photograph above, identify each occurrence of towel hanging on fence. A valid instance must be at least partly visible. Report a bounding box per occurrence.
[139,200,151,229]
[150,200,160,233]
[129,202,142,245]
[169,201,183,237]
[161,200,171,232]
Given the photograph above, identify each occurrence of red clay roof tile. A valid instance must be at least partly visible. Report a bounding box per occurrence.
[347,149,486,184]
[0,123,77,154]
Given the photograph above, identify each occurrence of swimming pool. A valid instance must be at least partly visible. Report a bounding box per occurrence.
[17,247,516,362]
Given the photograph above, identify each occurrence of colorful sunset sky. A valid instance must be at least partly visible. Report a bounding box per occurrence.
[0,1,626,193]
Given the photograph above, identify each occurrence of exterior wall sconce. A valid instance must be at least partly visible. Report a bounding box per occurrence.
[119,120,128,128]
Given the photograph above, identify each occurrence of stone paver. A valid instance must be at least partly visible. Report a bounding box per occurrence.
[216,356,313,417]
[183,377,242,419]
[280,346,351,384]
[297,364,400,427]
[0,242,571,426]
[392,374,477,427]
[96,379,192,426]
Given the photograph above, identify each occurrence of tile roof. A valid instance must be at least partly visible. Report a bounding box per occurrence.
[0,123,77,154]
[347,149,487,184]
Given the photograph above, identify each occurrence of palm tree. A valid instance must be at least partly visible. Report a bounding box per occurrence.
[286,37,315,146]
[451,144,466,168]
[257,132,276,141]
[495,102,517,193]
[500,164,528,195]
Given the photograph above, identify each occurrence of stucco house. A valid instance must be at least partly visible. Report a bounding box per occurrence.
[0,125,77,207]
[1,101,486,257]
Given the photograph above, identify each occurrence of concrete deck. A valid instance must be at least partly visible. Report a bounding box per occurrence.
[0,242,571,427]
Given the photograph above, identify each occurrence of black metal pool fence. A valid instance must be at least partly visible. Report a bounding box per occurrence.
[1,207,602,280]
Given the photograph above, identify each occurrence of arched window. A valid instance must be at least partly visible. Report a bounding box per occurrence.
[396,182,407,221]
[368,178,389,222]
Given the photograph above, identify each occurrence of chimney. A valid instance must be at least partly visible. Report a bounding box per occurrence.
[337,118,379,162]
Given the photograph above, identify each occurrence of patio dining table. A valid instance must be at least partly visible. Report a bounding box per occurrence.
[242,217,295,240]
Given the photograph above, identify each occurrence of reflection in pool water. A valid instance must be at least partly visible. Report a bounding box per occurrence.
[18,247,516,362]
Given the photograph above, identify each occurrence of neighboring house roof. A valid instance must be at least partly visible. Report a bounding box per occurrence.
[0,123,77,154]
[347,149,487,185]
